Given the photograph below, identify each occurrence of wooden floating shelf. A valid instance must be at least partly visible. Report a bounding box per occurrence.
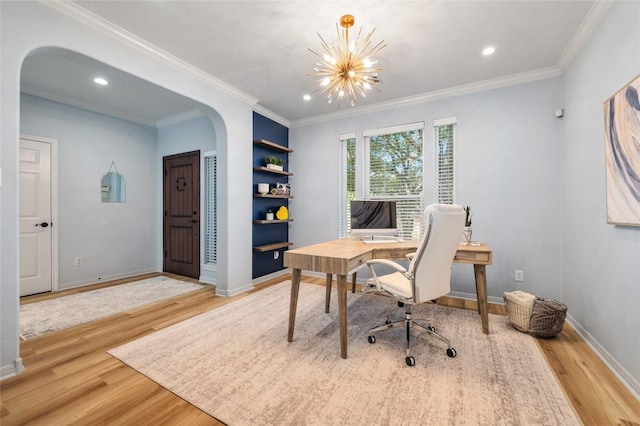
[254,193,293,199]
[253,166,293,176]
[253,242,293,252]
[253,139,293,153]
[253,219,294,224]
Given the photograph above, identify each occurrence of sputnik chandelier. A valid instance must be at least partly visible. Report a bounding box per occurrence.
[309,14,386,108]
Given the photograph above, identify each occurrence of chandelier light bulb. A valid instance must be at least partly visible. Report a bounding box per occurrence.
[308,14,386,108]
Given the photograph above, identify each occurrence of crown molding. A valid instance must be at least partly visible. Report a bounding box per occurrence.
[156,110,204,128]
[21,88,158,127]
[291,66,561,128]
[556,1,614,71]
[40,1,259,108]
[253,104,291,128]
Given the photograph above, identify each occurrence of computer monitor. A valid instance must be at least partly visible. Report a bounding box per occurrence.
[350,200,398,237]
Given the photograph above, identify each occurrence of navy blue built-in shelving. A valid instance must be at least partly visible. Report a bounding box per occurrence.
[252,113,291,279]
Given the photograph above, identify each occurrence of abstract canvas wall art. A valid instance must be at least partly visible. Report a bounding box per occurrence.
[603,74,640,226]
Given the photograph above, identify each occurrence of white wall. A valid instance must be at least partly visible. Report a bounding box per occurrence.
[290,77,564,300]
[20,94,159,287]
[158,115,217,283]
[1,2,254,377]
[561,1,640,395]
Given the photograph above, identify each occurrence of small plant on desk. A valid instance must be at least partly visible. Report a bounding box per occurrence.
[463,206,472,244]
[464,206,472,227]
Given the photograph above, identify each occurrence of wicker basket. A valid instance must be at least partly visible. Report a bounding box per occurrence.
[504,295,567,338]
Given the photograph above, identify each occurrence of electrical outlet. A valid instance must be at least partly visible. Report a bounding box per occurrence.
[514,269,524,282]
[75,256,83,266]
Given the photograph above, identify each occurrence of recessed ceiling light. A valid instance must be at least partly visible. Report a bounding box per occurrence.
[482,46,496,56]
[93,77,109,86]
[303,94,311,101]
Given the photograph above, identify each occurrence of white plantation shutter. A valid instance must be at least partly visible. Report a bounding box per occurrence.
[204,152,217,265]
[339,133,356,238]
[434,117,456,204]
[365,123,424,240]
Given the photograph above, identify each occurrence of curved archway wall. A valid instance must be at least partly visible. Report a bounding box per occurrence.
[1,2,255,377]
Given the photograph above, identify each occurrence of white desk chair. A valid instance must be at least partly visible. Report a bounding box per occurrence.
[363,204,465,366]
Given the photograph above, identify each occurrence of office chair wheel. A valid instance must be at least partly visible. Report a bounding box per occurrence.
[405,356,416,366]
[368,335,376,344]
[427,325,436,332]
[446,348,457,358]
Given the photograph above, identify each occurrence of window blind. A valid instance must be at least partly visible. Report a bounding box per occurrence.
[434,118,456,204]
[339,134,356,238]
[365,123,424,239]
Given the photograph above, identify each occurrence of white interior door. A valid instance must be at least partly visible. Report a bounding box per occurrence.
[20,138,53,296]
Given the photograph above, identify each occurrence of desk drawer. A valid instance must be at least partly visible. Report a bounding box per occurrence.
[348,252,373,271]
[374,248,414,260]
[454,251,491,264]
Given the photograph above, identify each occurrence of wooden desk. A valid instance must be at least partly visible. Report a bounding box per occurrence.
[285,238,492,359]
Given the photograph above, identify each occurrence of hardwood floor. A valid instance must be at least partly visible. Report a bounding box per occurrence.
[2,274,639,425]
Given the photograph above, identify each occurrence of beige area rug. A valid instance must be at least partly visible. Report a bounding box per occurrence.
[109,281,579,425]
[20,276,205,339]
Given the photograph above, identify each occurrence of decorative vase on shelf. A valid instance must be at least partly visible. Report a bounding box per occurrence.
[257,183,269,194]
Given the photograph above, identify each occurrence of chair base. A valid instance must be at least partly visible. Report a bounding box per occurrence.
[368,304,457,366]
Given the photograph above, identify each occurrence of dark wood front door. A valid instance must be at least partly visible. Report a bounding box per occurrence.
[163,151,200,279]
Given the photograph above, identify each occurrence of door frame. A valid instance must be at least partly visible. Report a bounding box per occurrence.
[19,134,59,293]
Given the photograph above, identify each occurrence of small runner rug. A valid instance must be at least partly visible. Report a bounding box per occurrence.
[21,276,205,339]
[109,281,579,425]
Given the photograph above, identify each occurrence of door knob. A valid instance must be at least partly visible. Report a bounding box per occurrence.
[35,222,49,228]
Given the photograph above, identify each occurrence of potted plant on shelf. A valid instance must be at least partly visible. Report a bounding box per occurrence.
[266,209,274,221]
[463,205,472,244]
[264,156,284,171]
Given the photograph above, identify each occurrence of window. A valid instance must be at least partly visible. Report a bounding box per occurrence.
[204,151,217,265]
[338,125,426,239]
[338,133,356,238]
[434,117,456,204]
[364,123,424,239]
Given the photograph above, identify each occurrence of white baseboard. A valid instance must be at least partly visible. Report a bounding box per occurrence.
[566,314,640,401]
[198,276,216,286]
[59,268,160,290]
[1,358,24,380]
[449,290,504,305]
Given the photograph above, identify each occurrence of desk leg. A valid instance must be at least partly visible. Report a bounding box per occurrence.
[337,274,348,359]
[325,273,333,313]
[474,264,489,334]
[287,268,302,342]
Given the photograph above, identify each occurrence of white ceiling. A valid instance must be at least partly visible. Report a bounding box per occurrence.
[20,1,601,127]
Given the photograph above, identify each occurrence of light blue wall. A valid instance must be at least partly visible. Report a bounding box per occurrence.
[157,115,217,282]
[2,1,254,376]
[561,1,640,394]
[290,77,564,301]
[291,1,640,396]
[20,94,159,288]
